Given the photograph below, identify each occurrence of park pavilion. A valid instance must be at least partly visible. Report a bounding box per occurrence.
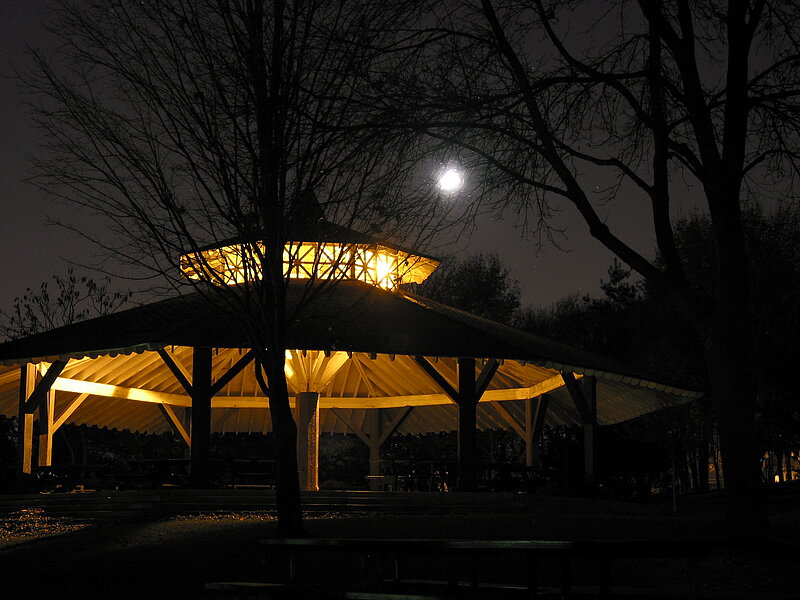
[0,213,702,491]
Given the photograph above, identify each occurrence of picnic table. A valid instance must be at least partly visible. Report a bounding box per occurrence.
[250,537,722,598]
[31,464,105,492]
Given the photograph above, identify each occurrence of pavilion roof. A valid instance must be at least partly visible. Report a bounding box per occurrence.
[0,280,703,436]
[0,280,676,383]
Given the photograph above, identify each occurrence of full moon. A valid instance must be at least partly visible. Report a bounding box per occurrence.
[437,168,463,192]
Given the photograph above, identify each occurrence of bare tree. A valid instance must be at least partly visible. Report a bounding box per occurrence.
[384,0,800,534]
[25,0,444,534]
[0,267,130,340]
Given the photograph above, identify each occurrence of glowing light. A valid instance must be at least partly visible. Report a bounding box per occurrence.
[374,253,395,288]
[438,168,463,192]
[181,241,438,289]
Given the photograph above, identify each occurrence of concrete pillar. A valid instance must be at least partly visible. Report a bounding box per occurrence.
[295,391,320,491]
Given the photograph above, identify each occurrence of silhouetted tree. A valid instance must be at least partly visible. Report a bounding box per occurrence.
[0,267,130,340]
[385,0,800,533]
[522,206,800,495]
[26,0,441,534]
[417,252,521,323]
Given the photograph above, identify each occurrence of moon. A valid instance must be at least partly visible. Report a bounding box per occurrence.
[437,168,463,193]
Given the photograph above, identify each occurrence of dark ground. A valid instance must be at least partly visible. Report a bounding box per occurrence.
[1,490,799,599]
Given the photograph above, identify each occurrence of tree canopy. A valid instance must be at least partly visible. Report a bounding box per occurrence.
[417,252,521,323]
[26,0,442,534]
[382,0,800,532]
[0,268,130,340]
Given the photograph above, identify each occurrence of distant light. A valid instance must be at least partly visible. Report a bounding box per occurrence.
[437,168,463,193]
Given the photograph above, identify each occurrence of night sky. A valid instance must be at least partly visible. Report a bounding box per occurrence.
[0,1,665,313]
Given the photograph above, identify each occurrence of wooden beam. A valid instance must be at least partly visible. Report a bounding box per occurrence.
[215,407,238,429]
[157,348,193,394]
[489,402,525,439]
[210,350,254,397]
[351,357,382,398]
[24,360,67,412]
[530,394,550,443]
[476,359,500,398]
[581,376,597,483]
[414,356,458,401]
[378,406,413,447]
[38,390,56,467]
[330,409,371,446]
[456,357,478,491]
[52,377,192,407]
[49,373,568,412]
[561,372,593,423]
[17,364,36,476]
[367,410,382,488]
[313,351,350,389]
[159,404,191,447]
[190,346,213,488]
[525,394,550,468]
[53,393,89,431]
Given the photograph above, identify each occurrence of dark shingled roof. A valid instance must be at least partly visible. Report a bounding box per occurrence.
[0,280,697,394]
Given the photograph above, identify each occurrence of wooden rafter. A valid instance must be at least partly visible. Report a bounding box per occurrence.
[378,406,413,447]
[159,404,191,446]
[561,372,592,423]
[157,348,193,394]
[49,373,570,410]
[476,359,500,397]
[414,356,457,400]
[351,357,381,398]
[313,352,349,390]
[53,393,89,431]
[216,407,238,429]
[330,406,414,449]
[53,377,192,407]
[330,409,371,445]
[24,360,67,411]
[210,350,254,396]
[489,402,525,438]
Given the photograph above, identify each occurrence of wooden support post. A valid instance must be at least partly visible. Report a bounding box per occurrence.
[38,389,56,467]
[562,373,598,485]
[16,364,36,478]
[295,391,320,491]
[525,394,550,468]
[190,346,213,488]
[332,406,413,491]
[367,410,382,490]
[582,376,597,484]
[416,356,498,492]
[457,357,478,492]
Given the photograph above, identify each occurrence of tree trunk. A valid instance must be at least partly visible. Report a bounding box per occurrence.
[707,340,767,537]
[697,430,710,493]
[263,351,304,536]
